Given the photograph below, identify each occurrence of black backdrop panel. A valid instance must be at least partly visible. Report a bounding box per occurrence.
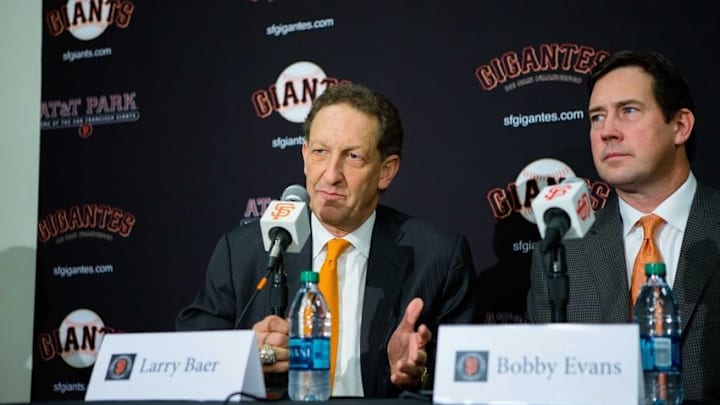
[33,0,720,399]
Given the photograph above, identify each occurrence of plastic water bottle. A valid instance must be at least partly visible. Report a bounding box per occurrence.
[633,262,684,405]
[288,271,331,401]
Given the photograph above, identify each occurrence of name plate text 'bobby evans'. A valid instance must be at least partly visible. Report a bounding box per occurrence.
[433,324,641,405]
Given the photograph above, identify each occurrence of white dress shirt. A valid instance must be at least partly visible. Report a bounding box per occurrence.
[310,211,375,397]
[620,172,696,288]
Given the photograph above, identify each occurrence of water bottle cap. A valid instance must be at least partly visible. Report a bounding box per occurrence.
[299,270,319,283]
[644,262,666,276]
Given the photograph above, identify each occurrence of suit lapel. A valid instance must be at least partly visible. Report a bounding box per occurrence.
[583,197,633,321]
[673,184,720,335]
[360,208,412,396]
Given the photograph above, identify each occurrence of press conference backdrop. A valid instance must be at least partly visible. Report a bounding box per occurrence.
[33,0,720,400]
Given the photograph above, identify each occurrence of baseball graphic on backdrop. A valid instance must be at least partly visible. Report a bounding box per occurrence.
[65,0,111,41]
[515,158,575,224]
[275,61,328,123]
[59,308,106,368]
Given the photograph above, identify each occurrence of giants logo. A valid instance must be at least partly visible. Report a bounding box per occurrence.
[269,202,298,220]
[455,351,488,382]
[46,0,135,40]
[487,158,610,222]
[37,204,137,243]
[106,354,136,380]
[475,43,609,91]
[576,192,592,221]
[37,309,117,368]
[252,61,348,123]
[542,184,572,201]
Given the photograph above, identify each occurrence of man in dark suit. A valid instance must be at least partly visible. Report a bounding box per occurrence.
[177,83,476,398]
[527,50,720,401]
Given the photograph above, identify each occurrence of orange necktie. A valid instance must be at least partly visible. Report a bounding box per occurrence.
[630,214,665,306]
[318,238,351,390]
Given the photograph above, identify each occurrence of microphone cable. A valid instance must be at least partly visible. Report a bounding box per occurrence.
[234,268,273,329]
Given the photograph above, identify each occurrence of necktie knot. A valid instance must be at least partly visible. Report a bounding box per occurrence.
[638,214,664,241]
[326,238,351,261]
[630,214,665,310]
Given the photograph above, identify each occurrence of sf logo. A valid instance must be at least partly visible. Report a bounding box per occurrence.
[271,202,296,220]
[543,184,571,201]
[576,193,591,220]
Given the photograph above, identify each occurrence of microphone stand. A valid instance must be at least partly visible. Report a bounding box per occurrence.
[269,254,287,317]
[234,249,290,396]
[265,228,291,316]
[544,244,568,323]
[266,252,289,400]
[234,235,290,326]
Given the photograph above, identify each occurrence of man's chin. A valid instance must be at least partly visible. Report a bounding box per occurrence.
[315,205,347,225]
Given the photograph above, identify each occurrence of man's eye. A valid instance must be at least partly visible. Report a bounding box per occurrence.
[589,114,604,123]
[622,106,638,114]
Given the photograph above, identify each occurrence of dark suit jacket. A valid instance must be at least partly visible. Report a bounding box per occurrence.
[177,205,477,397]
[527,183,720,401]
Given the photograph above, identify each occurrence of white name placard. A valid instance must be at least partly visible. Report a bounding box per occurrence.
[433,324,641,405]
[85,330,264,401]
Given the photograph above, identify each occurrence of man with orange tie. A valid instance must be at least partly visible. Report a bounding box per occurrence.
[177,83,477,397]
[526,50,720,401]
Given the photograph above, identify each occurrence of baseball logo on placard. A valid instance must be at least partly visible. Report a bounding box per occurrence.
[455,351,488,382]
[106,353,137,380]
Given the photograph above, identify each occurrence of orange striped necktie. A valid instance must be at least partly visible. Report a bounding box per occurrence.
[630,214,665,307]
[318,238,351,391]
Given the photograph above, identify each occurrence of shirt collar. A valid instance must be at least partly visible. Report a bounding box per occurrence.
[619,171,696,235]
[311,211,375,259]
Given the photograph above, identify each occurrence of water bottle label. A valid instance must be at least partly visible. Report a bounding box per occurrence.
[289,337,330,371]
[653,337,671,368]
[640,335,681,371]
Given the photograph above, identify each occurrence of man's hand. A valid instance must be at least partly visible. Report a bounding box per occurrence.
[252,315,289,373]
[388,297,432,389]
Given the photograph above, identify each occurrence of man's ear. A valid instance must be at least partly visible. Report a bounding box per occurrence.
[301,141,308,176]
[378,155,400,191]
[673,108,695,147]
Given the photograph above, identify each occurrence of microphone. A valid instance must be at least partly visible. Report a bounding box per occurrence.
[259,184,310,317]
[260,184,311,270]
[531,177,595,254]
[531,177,594,323]
[280,183,309,204]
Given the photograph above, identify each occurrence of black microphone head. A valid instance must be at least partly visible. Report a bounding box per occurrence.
[281,184,308,203]
[543,207,570,228]
[269,226,292,245]
[540,207,571,254]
